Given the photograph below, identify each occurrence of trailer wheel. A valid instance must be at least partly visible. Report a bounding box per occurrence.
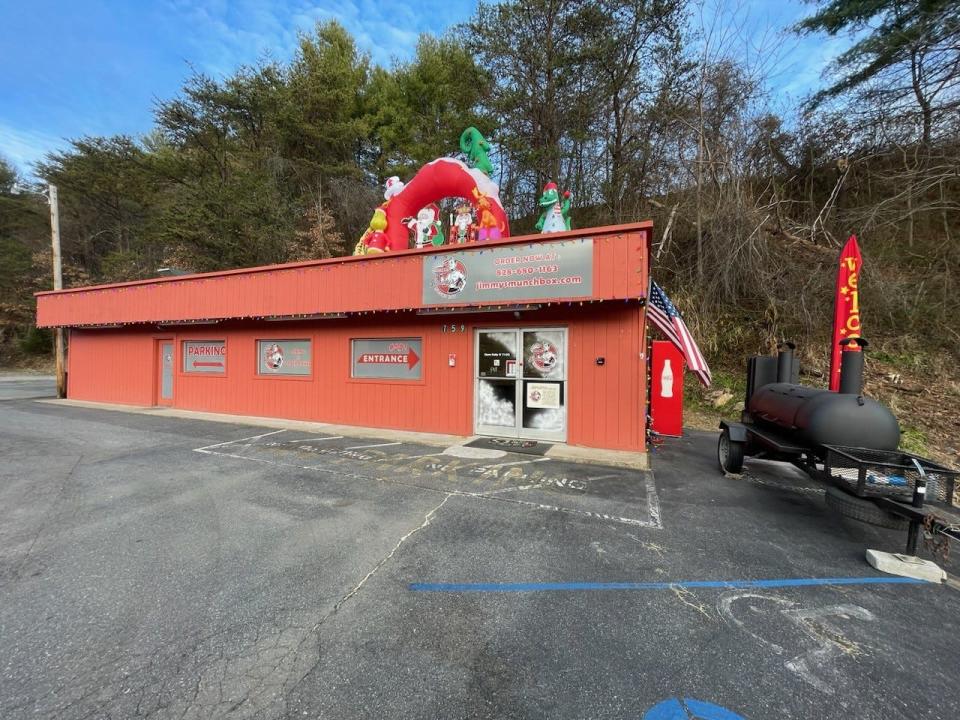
[824,486,909,531]
[718,429,744,474]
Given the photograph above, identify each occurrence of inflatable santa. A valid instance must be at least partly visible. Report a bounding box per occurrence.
[407,204,445,248]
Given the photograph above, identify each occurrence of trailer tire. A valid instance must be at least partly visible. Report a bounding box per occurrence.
[824,486,910,531]
[718,429,744,474]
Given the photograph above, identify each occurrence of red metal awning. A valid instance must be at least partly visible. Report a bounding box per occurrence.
[35,222,651,328]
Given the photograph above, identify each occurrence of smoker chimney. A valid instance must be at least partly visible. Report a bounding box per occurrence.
[838,337,868,395]
[776,341,796,383]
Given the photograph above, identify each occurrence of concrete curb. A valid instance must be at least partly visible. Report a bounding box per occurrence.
[865,549,946,583]
[35,399,650,470]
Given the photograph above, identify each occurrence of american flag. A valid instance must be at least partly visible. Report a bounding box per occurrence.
[647,280,712,387]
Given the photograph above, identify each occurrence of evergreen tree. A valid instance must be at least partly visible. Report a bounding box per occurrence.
[282,21,372,182]
[0,157,57,354]
[371,34,492,179]
[153,66,299,270]
[798,0,960,143]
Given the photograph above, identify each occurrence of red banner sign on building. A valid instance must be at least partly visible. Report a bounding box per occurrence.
[830,235,862,391]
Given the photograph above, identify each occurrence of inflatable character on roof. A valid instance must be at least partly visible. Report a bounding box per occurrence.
[535,182,571,233]
[459,127,493,176]
[473,188,504,241]
[452,203,475,243]
[352,128,509,255]
[383,175,405,200]
[355,207,389,254]
[406,204,445,248]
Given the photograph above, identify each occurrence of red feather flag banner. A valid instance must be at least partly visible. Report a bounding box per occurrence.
[829,235,863,391]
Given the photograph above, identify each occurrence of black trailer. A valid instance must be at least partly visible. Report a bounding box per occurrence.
[718,341,959,556]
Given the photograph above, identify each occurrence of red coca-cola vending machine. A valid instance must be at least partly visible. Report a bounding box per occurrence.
[650,340,684,437]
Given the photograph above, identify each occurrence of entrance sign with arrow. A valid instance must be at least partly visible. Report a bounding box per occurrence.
[351,338,423,380]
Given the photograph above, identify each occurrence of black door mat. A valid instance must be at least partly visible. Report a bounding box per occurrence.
[464,437,552,455]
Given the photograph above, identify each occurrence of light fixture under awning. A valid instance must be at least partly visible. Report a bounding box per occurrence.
[416,304,541,316]
[157,319,221,326]
[265,313,347,321]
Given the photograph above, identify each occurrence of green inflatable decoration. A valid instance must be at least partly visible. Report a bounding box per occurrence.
[459,127,493,176]
[535,182,571,233]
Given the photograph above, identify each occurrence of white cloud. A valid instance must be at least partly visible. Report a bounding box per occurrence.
[161,0,469,75]
[161,0,301,76]
[0,122,67,178]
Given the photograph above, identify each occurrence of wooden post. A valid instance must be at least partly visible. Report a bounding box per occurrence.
[49,183,66,398]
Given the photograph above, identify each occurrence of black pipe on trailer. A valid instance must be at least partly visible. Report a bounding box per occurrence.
[776,341,796,383]
[838,337,868,395]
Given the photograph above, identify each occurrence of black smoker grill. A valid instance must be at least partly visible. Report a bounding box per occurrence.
[718,340,959,555]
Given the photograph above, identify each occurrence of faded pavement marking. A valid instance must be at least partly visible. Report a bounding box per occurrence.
[719,591,882,695]
[193,430,663,529]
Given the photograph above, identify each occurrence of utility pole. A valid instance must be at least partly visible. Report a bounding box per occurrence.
[49,183,66,398]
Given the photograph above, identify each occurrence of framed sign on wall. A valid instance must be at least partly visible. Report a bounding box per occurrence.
[351,338,423,380]
[422,239,593,305]
[183,340,226,374]
[257,339,312,376]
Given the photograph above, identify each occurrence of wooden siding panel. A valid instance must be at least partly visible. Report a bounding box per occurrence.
[65,303,646,451]
[67,329,156,406]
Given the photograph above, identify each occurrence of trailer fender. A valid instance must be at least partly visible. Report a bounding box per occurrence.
[719,420,748,443]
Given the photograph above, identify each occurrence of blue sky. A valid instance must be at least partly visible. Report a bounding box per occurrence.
[0,0,847,178]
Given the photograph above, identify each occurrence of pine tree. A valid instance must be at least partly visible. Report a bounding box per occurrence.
[798,0,960,144]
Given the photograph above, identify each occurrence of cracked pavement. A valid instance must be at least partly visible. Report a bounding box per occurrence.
[1,394,958,720]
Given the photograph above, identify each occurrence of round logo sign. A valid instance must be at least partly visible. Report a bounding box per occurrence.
[530,340,558,371]
[432,257,467,297]
[264,343,284,370]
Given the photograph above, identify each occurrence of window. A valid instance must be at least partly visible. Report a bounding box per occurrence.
[182,340,226,374]
[256,339,312,376]
[350,338,423,380]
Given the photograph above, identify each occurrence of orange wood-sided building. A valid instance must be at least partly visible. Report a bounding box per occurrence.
[35,223,652,453]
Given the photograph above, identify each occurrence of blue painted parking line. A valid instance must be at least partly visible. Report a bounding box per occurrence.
[409,576,930,592]
[645,697,744,720]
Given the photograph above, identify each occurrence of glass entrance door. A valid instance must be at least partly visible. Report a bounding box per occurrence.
[474,328,567,442]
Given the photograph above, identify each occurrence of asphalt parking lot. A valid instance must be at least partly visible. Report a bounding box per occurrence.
[0,373,56,400]
[1,386,957,720]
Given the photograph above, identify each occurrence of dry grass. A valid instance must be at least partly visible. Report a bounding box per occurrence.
[0,356,55,374]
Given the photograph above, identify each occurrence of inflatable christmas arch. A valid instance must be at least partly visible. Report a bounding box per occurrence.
[356,157,510,254]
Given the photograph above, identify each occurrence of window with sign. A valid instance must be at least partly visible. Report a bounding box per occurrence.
[182,340,227,374]
[257,339,312,376]
[351,338,423,380]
